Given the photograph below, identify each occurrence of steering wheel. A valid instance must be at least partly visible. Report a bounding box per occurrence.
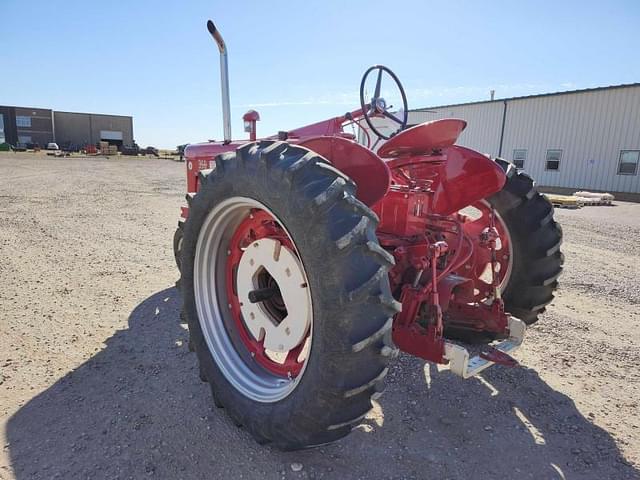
[359,65,408,140]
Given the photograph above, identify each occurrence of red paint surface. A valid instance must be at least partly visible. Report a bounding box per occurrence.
[182,108,512,365]
[378,119,467,158]
[225,209,307,378]
[299,136,390,207]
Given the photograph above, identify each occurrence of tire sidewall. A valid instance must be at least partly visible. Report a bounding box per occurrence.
[182,148,389,444]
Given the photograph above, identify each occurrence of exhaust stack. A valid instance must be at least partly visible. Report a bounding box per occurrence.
[207,20,232,143]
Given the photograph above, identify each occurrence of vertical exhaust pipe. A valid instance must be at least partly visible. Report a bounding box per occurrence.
[207,20,232,143]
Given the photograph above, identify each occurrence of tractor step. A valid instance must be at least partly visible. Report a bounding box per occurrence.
[443,317,526,379]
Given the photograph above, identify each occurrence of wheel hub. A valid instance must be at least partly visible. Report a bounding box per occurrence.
[225,208,312,379]
[236,238,311,353]
[373,97,387,113]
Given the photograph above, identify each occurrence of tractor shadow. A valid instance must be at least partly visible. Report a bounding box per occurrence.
[6,288,637,479]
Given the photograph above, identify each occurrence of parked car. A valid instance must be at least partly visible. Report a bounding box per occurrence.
[46,142,60,150]
[142,146,159,157]
[122,145,139,156]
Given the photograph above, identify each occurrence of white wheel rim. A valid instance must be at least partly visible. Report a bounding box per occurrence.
[193,197,313,403]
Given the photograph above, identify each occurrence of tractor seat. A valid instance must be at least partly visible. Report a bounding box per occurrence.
[377,119,467,158]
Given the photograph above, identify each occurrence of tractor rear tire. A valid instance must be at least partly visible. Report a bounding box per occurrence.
[181,140,399,450]
[490,159,564,325]
[173,223,183,272]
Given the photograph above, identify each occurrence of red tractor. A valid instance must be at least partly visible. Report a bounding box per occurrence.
[174,21,563,450]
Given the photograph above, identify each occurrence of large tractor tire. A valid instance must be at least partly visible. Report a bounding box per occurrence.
[173,223,184,272]
[490,159,563,324]
[181,140,399,450]
[448,159,563,344]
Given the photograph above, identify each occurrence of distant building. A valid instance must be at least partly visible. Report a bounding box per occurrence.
[0,106,54,147]
[370,83,640,200]
[53,111,134,148]
[0,105,133,149]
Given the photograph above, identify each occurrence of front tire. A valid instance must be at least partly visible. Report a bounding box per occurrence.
[181,141,399,449]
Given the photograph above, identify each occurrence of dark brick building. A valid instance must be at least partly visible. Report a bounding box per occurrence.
[0,105,133,149]
[0,106,54,146]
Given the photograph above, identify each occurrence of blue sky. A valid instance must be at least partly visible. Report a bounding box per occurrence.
[1,0,638,148]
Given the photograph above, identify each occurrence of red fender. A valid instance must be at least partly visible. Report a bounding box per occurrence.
[386,146,506,216]
[299,136,391,207]
[378,119,467,158]
[431,146,506,215]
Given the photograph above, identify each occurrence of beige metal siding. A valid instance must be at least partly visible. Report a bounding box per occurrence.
[502,87,640,194]
[408,102,505,156]
[376,84,640,194]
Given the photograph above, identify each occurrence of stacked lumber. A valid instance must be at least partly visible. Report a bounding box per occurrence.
[574,191,614,205]
[544,194,584,209]
[99,142,118,156]
[543,191,615,209]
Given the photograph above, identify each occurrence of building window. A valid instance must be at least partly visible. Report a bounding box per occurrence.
[513,149,527,169]
[18,135,32,145]
[0,114,5,144]
[545,149,562,171]
[16,115,32,128]
[617,150,639,175]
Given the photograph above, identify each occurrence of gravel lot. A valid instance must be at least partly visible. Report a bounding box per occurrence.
[1,153,638,479]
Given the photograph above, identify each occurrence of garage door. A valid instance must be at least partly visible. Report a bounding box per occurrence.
[100,130,123,140]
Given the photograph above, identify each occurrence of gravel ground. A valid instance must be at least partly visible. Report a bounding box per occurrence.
[0,153,638,480]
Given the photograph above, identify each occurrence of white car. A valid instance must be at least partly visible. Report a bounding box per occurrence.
[46,142,60,150]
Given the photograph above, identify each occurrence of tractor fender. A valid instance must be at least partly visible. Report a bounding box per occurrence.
[299,136,390,207]
[430,146,506,215]
[378,119,467,158]
[386,145,507,216]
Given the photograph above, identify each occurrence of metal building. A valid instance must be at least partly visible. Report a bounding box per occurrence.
[0,106,54,146]
[53,111,134,149]
[375,83,640,200]
[0,105,133,150]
